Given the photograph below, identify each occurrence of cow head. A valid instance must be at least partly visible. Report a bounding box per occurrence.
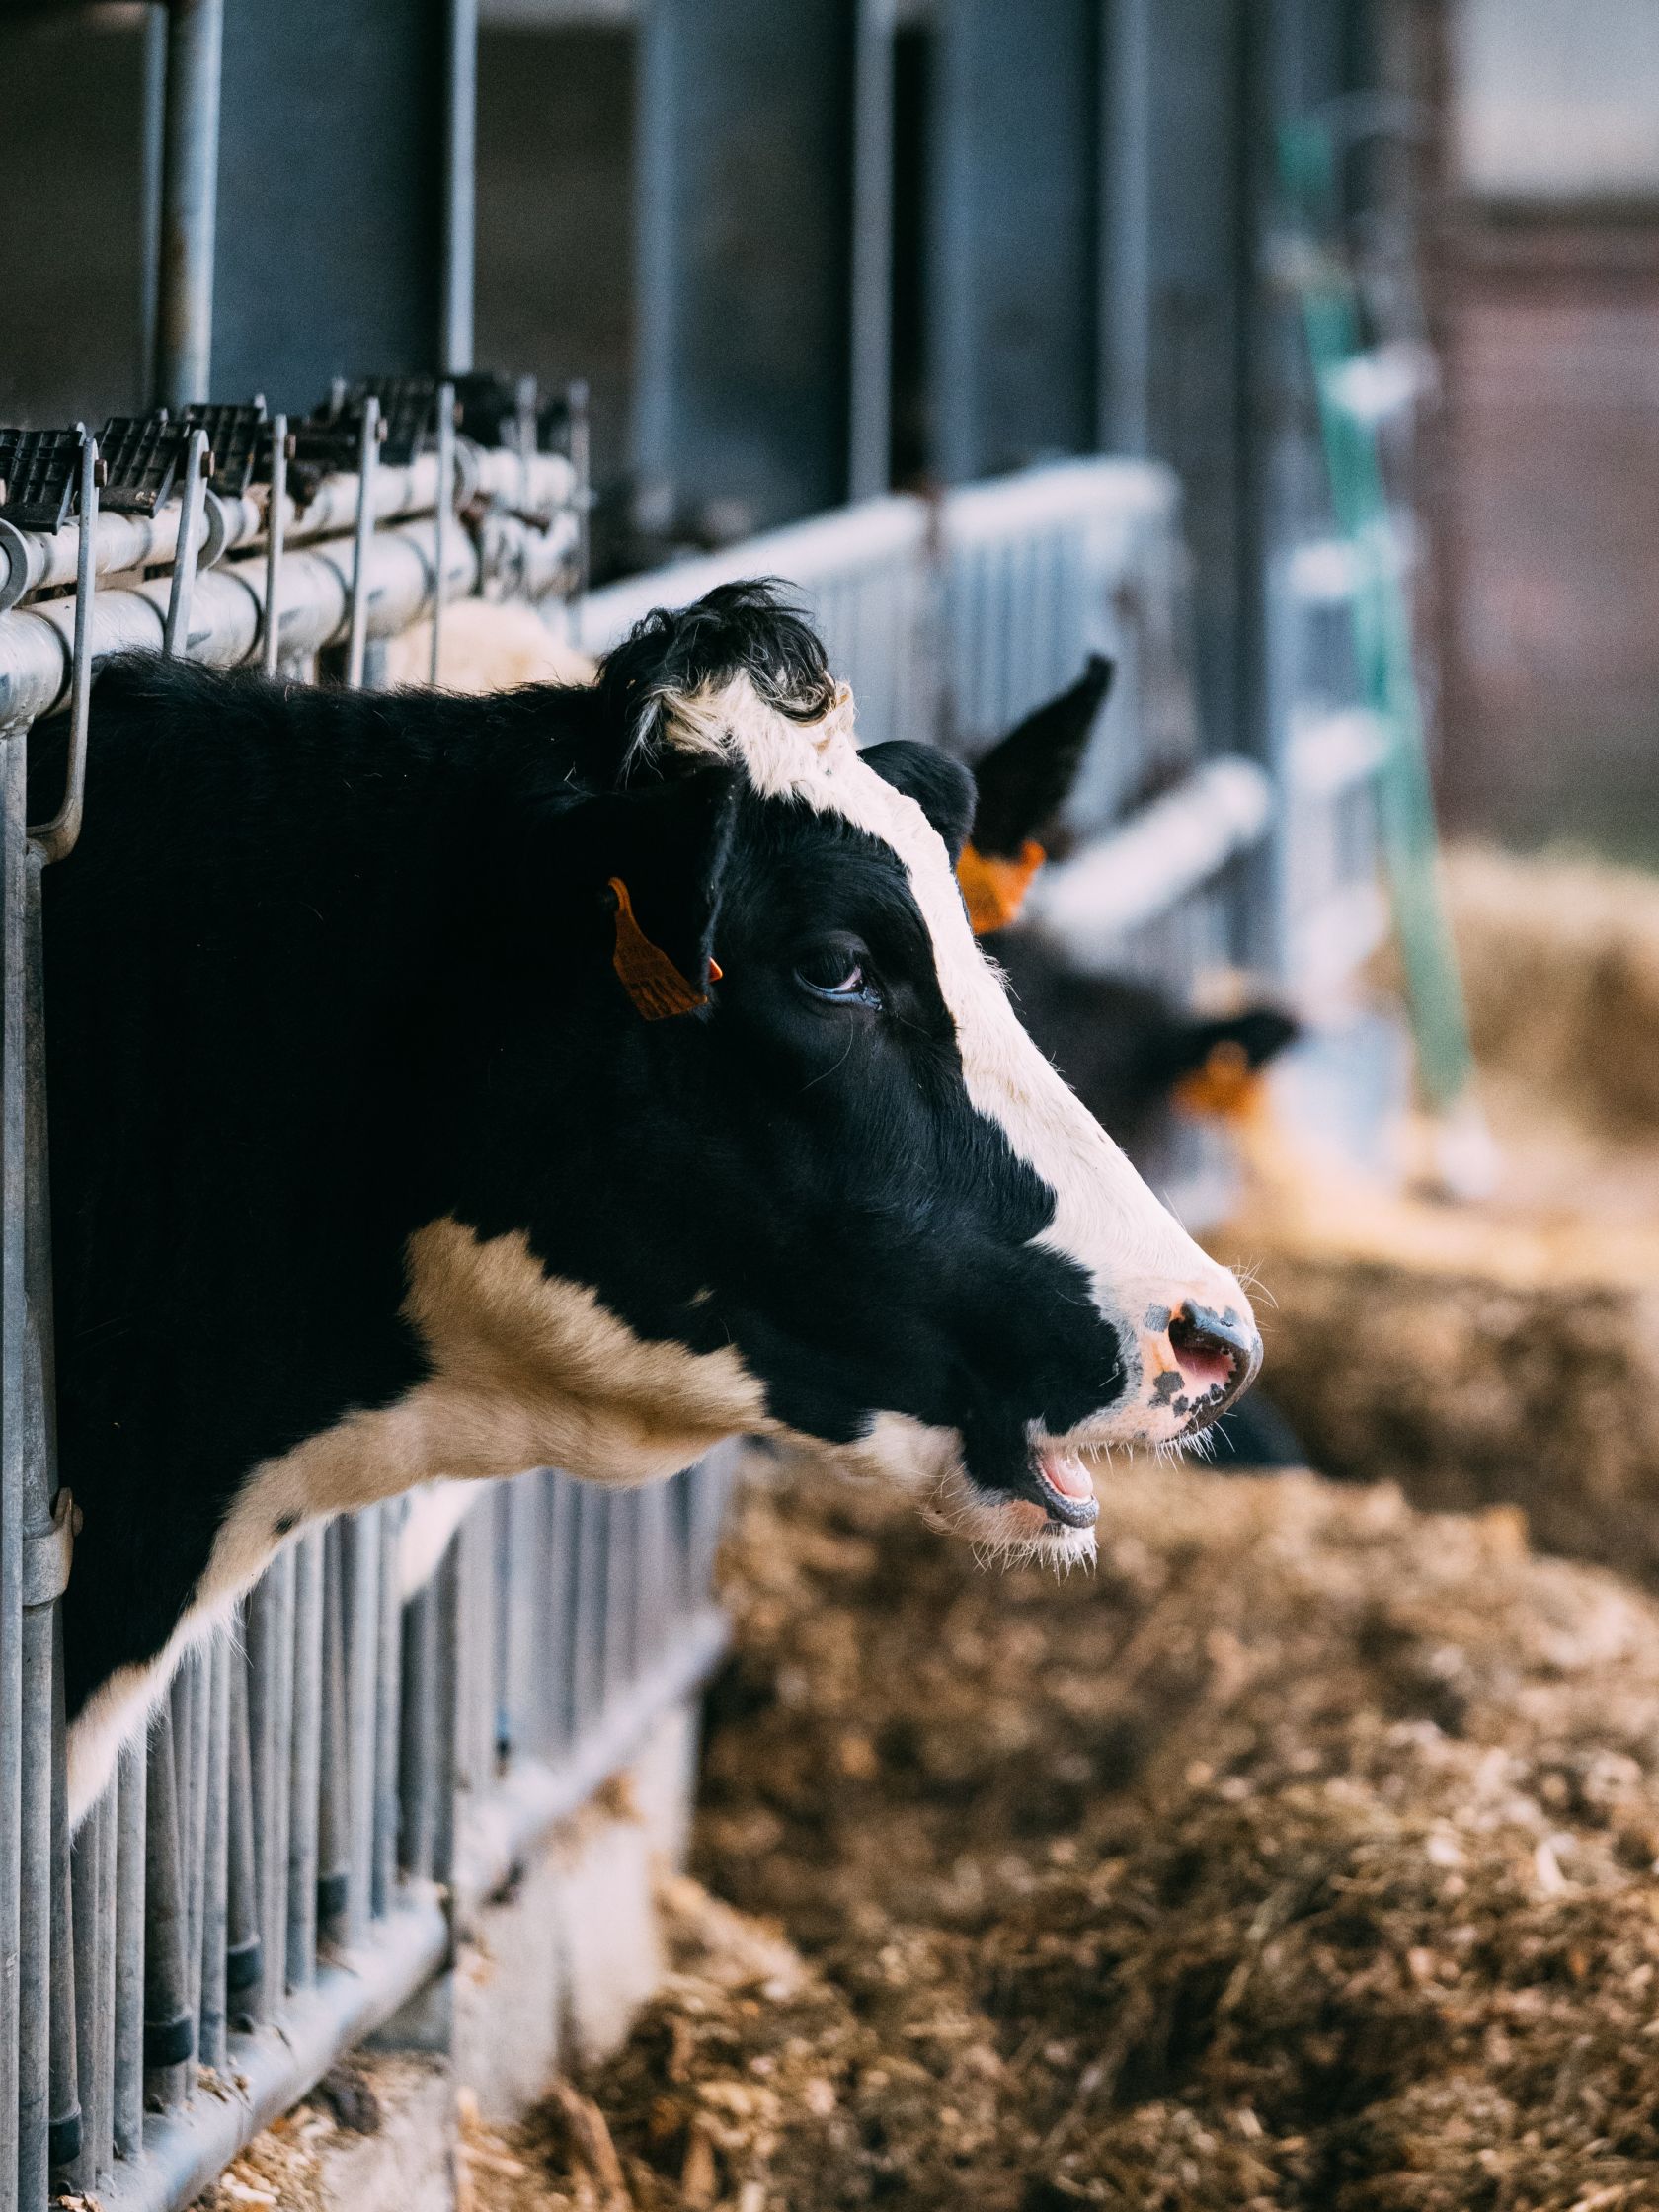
[423,584,1259,1563]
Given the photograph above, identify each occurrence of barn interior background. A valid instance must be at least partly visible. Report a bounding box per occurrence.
[2,1,1658,2208]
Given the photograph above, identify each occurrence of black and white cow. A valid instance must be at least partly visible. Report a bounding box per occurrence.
[40,583,1260,1819]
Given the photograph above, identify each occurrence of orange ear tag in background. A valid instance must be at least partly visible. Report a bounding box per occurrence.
[1172,1040,1261,1123]
[957,839,1046,935]
[607,876,709,1019]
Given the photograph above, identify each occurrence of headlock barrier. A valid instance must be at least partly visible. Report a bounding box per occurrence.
[0,414,1383,2209]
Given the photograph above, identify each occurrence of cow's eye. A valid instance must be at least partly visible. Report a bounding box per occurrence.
[794,945,882,1008]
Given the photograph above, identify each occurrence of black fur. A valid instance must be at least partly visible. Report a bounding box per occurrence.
[40,590,1126,1721]
[969,653,1113,860]
[993,935,1299,1167]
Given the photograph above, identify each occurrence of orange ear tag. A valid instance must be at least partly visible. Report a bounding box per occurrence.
[1172,1040,1259,1122]
[957,839,1046,935]
[607,876,708,1019]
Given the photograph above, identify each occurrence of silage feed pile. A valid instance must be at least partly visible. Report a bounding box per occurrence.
[484,1467,1659,2212]
[1221,841,1659,1579]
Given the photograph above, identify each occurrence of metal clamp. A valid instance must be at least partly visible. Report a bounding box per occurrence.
[262,412,289,680]
[345,394,382,689]
[163,425,210,658]
[430,381,456,686]
[31,432,101,864]
[23,1488,75,1611]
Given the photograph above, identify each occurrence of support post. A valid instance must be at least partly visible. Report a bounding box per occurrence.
[635,0,858,538]
[154,0,225,410]
[929,0,1100,485]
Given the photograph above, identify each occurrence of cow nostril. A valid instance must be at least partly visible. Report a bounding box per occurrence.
[1166,1302,1262,1417]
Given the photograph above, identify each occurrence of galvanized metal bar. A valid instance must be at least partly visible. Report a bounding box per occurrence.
[163,430,210,661]
[371,1508,401,1919]
[181,1649,211,2093]
[536,1473,577,1762]
[430,1546,460,1888]
[429,388,455,687]
[198,1641,231,2071]
[286,1531,325,1991]
[565,380,591,610]
[261,417,288,682]
[442,0,478,377]
[225,1642,261,2026]
[397,1583,437,1884]
[141,1704,191,2114]
[0,725,27,2212]
[247,1546,295,2016]
[603,1490,635,1698]
[849,0,896,501]
[344,1510,380,1945]
[499,1476,539,1765]
[47,1628,79,2186]
[316,1528,351,1948]
[572,1488,606,1736]
[154,0,225,410]
[113,1739,147,2162]
[68,1796,106,2194]
[345,400,382,691]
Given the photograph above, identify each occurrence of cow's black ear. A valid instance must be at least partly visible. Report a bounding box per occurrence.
[860,742,977,864]
[970,654,1114,860]
[569,763,742,1004]
[1149,1004,1302,1088]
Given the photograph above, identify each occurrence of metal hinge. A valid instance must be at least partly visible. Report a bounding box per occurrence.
[23,1486,75,1609]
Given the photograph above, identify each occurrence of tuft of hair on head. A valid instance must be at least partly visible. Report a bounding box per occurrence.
[597,579,838,772]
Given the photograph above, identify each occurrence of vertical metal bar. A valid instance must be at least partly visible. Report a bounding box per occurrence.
[541,1473,577,1758]
[565,380,592,611]
[142,1705,191,2113]
[398,1584,436,1885]
[0,726,27,2212]
[68,1801,102,2194]
[286,1531,324,1992]
[181,1648,211,2094]
[46,1635,79,2186]
[604,1491,635,1696]
[431,1545,460,1889]
[225,1639,260,2026]
[198,1639,230,2071]
[316,1527,350,1948]
[154,0,225,410]
[138,2,169,405]
[345,399,381,690]
[571,1488,606,1739]
[25,810,71,2206]
[33,434,99,864]
[500,1476,538,1767]
[441,0,478,377]
[113,1739,147,2164]
[262,415,288,681]
[163,428,210,661]
[371,1508,401,1919]
[247,1547,294,2018]
[849,0,896,501]
[345,1509,379,1945]
[429,386,455,688]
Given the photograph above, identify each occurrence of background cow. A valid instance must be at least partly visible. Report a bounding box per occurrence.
[41,583,1259,1819]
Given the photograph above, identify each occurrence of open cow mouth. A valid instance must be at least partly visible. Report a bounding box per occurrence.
[1032,1444,1100,1529]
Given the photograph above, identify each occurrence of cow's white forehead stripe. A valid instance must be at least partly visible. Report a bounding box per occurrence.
[656,674,1205,1297]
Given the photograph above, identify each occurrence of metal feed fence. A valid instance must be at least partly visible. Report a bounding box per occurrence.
[0,438,1386,2212]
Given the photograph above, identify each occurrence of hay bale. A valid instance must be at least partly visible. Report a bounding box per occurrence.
[1443,843,1659,1137]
